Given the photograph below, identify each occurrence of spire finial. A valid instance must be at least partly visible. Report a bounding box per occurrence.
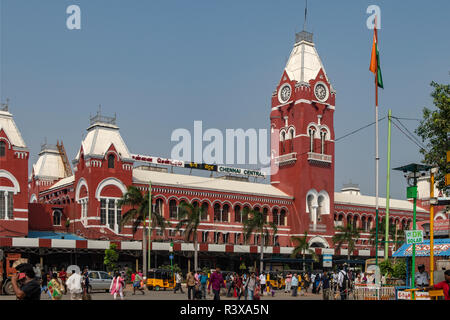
[303,0,308,31]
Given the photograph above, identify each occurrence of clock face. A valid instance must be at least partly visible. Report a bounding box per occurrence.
[314,83,328,102]
[279,84,291,103]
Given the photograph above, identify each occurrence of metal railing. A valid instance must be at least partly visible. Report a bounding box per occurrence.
[295,31,313,43]
[90,110,116,126]
[307,152,332,163]
[275,152,297,166]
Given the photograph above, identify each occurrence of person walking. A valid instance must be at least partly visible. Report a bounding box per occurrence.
[82,268,90,295]
[291,273,299,297]
[133,270,145,295]
[58,267,67,294]
[338,265,349,300]
[110,271,125,300]
[186,271,196,300]
[174,272,184,294]
[199,271,208,299]
[11,263,41,300]
[285,272,292,293]
[246,272,257,300]
[259,272,266,296]
[66,270,83,300]
[235,274,243,300]
[208,267,225,300]
[47,273,63,300]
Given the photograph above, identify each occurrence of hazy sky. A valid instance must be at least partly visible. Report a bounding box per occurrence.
[1,0,449,200]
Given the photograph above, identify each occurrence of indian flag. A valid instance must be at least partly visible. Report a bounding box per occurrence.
[369,25,383,89]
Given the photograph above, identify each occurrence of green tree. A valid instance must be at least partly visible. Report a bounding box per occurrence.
[379,259,393,277]
[369,217,405,251]
[332,224,361,261]
[415,81,450,195]
[290,232,318,270]
[175,202,205,271]
[104,243,119,272]
[243,208,278,273]
[119,186,166,276]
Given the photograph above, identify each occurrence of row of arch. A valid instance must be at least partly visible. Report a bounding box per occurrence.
[156,198,288,226]
[334,212,413,232]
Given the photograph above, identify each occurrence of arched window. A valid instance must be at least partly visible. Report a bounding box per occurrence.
[263,207,269,223]
[234,205,241,223]
[201,202,208,221]
[353,215,358,229]
[155,198,164,216]
[214,203,221,222]
[169,199,177,219]
[273,208,279,226]
[279,209,286,226]
[280,131,286,154]
[308,128,316,153]
[242,206,250,222]
[222,204,230,222]
[0,141,5,157]
[361,216,367,232]
[53,210,62,226]
[108,154,115,168]
[289,129,295,153]
[347,214,352,226]
[320,130,327,154]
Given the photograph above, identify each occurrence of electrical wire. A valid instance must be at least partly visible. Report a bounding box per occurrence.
[335,117,386,142]
[391,120,428,152]
[392,117,427,149]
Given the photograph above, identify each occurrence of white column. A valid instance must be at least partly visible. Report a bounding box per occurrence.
[105,198,109,226]
[312,205,318,231]
[114,199,118,233]
[4,191,9,220]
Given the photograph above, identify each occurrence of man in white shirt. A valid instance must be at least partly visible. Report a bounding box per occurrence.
[66,270,83,300]
[415,264,429,288]
[259,272,266,296]
[337,265,349,300]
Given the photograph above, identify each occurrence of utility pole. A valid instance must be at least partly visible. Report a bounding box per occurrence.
[384,109,392,259]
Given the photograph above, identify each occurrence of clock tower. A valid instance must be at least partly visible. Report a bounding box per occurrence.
[271,31,336,247]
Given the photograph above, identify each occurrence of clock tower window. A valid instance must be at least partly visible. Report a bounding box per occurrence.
[308,128,316,153]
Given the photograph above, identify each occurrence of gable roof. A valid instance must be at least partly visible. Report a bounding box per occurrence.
[0,110,27,148]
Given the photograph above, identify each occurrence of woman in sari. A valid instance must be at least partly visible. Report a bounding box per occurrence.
[47,273,63,300]
[110,271,125,300]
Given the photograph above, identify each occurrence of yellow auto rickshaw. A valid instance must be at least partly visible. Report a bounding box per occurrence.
[266,271,282,290]
[146,269,176,291]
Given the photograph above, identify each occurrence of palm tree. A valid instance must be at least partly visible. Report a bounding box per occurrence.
[242,208,277,273]
[332,224,361,261]
[369,217,406,251]
[290,232,318,270]
[175,202,205,272]
[119,186,166,276]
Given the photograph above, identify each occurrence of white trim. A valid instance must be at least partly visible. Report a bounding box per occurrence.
[121,241,142,250]
[87,240,110,250]
[308,236,330,248]
[12,238,39,247]
[208,244,226,252]
[52,239,76,248]
[95,177,127,200]
[0,169,20,194]
[13,208,28,212]
[13,217,28,221]
[152,242,170,250]
[280,247,292,254]
[234,245,250,253]
[30,194,37,203]
[75,178,89,202]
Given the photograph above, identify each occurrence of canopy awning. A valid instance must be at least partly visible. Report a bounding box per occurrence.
[392,238,450,257]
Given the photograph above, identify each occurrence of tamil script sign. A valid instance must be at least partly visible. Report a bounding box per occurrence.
[405,230,423,244]
[397,291,430,300]
[132,154,185,167]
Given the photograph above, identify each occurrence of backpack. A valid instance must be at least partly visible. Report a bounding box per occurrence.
[340,271,349,290]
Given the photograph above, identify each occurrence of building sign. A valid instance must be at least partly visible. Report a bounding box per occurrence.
[405,230,423,244]
[185,162,217,171]
[397,291,430,300]
[132,154,184,167]
[217,165,266,178]
[404,243,450,256]
[323,254,332,267]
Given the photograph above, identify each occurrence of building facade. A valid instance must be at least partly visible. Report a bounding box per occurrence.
[1,29,448,271]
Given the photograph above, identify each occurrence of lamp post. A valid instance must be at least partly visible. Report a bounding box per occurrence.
[393,163,431,297]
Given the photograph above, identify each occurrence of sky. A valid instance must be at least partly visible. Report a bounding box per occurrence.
[0,0,449,200]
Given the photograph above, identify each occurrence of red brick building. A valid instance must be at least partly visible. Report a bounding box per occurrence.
[1,30,448,271]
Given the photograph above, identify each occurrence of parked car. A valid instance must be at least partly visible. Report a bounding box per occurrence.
[88,271,113,292]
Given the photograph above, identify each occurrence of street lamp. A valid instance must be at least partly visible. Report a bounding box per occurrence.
[393,163,432,295]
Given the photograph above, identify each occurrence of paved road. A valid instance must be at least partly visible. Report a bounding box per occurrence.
[0,287,324,300]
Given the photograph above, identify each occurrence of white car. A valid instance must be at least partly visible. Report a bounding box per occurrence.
[88,271,114,292]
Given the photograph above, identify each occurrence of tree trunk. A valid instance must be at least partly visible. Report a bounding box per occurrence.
[303,253,306,270]
[142,224,147,278]
[194,235,198,272]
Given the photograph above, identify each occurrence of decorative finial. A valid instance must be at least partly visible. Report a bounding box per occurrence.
[303,0,308,31]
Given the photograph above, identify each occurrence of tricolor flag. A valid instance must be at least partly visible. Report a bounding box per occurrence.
[369,23,383,89]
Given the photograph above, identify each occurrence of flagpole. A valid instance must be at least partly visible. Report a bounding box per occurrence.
[374,20,380,267]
